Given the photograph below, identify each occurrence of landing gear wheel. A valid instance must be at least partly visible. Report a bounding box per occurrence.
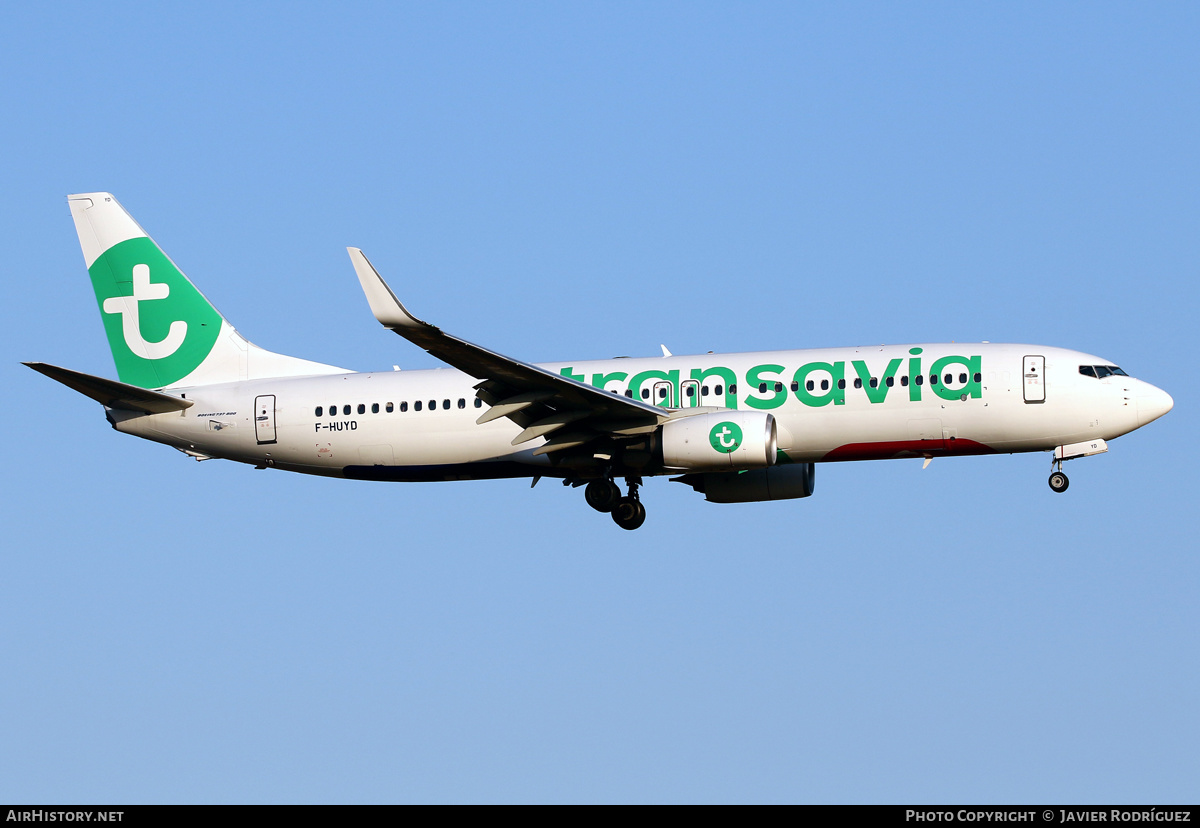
[1048,471,1069,493]
[611,496,647,530]
[584,479,621,513]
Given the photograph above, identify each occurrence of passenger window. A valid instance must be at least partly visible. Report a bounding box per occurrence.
[458,398,466,409]
[821,379,829,391]
[915,375,923,386]
[400,402,407,412]
[973,373,981,383]
[854,378,863,389]
[642,389,650,399]
[790,381,799,392]
[729,384,737,395]
[428,400,436,410]
[837,379,846,390]
[958,373,967,384]
[869,378,878,388]
[658,387,667,399]
[701,386,710,397]
[944,374,953,385]
[386,402,394,413]
[885,376,894,387]
[625,390,633,398]
[717,384,726,395]
[685,386,695,398]
[758,383,767,393]
[900,376,909,387]
[774,382,783,393]
[930,375,938,386]
[329,403,337,415]
[357,404,366,415]
[475,398,483,408]
[443,399,450,410]
[315,406,323,417]
[414,401,422,411]
[343,405,351,416]
[806,380,815,392]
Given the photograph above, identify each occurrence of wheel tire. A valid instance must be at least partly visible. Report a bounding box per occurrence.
[585,479,620,513]
[611,496,646,530]
[630,500,646,530]
[1048,471,1069,493]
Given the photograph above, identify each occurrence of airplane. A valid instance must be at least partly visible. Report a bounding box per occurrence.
[26,192,1174,530]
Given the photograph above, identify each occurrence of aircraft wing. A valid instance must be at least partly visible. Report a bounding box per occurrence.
[348,248,669,455]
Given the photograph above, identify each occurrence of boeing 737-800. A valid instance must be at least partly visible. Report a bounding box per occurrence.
[26,193,1174,529]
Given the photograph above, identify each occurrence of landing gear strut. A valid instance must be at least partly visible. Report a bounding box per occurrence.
[611,477,646,531]
[1048,458,1069,493]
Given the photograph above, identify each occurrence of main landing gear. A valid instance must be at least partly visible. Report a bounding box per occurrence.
[584,477,646,530]
[1048,458,1069,493]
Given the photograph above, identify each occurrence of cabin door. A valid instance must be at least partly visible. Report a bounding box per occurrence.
[1023,356,1046,404]
[254,394,278,444]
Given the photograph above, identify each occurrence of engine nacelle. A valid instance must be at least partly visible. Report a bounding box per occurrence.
[660,411,777,471]
[675,463,816,503]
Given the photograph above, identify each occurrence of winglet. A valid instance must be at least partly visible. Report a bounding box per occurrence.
[347,247,431,332]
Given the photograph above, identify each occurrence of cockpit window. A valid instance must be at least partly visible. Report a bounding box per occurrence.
[1080,364,1129,379]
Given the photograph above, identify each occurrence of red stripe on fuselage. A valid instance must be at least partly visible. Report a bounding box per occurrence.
[821,439,997,462]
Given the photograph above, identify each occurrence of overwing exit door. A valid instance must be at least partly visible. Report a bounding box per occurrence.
[255,394,277,444]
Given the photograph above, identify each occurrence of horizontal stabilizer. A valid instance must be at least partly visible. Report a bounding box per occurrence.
[24,362,194,414]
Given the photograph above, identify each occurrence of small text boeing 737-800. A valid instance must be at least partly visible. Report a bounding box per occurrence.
[27,193,1174,529]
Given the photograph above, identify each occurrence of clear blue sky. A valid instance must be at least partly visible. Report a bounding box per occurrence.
[2,1,1197,803]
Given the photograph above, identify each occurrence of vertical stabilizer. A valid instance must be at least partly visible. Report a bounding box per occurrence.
[68,193,346,389]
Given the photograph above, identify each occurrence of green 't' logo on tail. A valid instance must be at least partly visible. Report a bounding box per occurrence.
[89,237,222,388]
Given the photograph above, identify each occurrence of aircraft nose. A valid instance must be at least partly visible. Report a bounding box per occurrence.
[1136,383,1174,427]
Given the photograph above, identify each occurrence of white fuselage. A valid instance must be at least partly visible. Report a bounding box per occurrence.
[108,342,1169,481]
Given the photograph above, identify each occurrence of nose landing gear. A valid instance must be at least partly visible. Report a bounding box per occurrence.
[1048,457,1069,493]
[1047,440,1107,493]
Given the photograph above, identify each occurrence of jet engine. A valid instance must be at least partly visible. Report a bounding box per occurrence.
[659,411,777,471]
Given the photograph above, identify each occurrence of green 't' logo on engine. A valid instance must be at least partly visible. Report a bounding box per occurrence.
[709,421,742,453]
